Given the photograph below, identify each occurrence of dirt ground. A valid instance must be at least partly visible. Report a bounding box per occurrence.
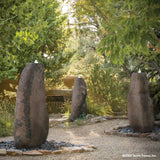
[0,119,160,160]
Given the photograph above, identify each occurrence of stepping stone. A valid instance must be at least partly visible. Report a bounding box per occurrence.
[23,150,43,156]
[7,149,22,156]
[38,150,52,155]
[52,149,66,154]
[0,149,6,156]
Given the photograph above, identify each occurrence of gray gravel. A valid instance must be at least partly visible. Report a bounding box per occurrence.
[0,119,160,160]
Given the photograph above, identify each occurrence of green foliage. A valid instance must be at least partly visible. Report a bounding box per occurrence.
[0,99,15,137]
[87,64,129,115]
[149,81,160,119]
[131,53,160,80]
[70,113,87,126]
[0,0,72,81]
[74,119,86,126]
[64,25,103,76]
[62,99,71,114]
[63,0,105,76]
[86,97,113,116]
[97,1,159,62]
[73,0,160,79]
[77,112,87,120]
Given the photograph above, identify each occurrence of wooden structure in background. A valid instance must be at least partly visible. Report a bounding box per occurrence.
[46,89,72,113]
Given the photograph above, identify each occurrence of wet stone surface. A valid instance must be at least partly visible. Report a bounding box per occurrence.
[0,140,80,152]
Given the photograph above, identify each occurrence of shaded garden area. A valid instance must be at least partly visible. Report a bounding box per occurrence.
[0,1,160,158]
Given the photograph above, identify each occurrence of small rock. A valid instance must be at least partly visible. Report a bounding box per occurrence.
[23,150,43,156]
[84,145,97,149]
[49,117,68,126]
[114,132,123,136]
[0,149,6,156]
[113,124,129,130]
[38,150,52,155]
[103,115,110,119]
[148,133,160,141]
[126,133,135,137]
[62,146,94,153]
[48,140,55,145]
[62,147,83,153]
[62,115,69,119]
[86,114,95,119]
[133,133,140,137]
[139,133,150,138]
[90,117,102,123]
[7,149,22,156]
[52,150,66,154]
[81,146,94,152]
[104,130,115,135]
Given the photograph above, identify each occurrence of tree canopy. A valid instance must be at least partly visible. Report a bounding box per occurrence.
[73,0,160,78]
[0,0,72,81]
[1,0,160,80]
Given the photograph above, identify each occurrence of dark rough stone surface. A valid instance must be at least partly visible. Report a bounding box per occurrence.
[127,73,154,132]
[14,63,49,148]
[70,77,87,121]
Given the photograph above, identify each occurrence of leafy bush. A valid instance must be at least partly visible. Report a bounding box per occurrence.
[0,99,15,137]
[149,81,160,119]
[62,100,72,114]
[87,64,129,115]
[86,97,113,116]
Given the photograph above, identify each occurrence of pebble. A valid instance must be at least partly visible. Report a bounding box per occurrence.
[0,140,96,156]
[105,125,160,140]
[0,140,75,152]
[118,127,133,133]
[117,126,160,134]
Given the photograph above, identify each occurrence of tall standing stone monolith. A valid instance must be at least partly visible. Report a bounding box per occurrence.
[14,63,49,148]
[127,73,154,132]
[70,77,87,121]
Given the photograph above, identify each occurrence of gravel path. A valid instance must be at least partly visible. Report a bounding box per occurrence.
[0,119,160,160]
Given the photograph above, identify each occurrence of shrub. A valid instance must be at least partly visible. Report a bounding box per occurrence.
[86,97,113,116]
[149,80,160,119]
[62,100,72,113]
[87,64,129,115]
[0,99,15,137]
